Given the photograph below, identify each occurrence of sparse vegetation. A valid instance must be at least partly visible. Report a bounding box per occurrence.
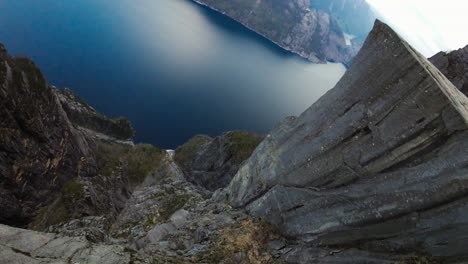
[95,142,165,186]
[30,178,84,230]
[145,193,191,229]
[225,131,263,163]
[174,135,212,170]
[197,218,279,264]
[61,177,85,201]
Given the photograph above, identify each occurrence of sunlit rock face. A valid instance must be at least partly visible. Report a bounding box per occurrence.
[227,20,468,260]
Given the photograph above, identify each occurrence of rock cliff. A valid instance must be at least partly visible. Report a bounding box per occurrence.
[2,19,468,264]
[193,0,356,65]
[0,44,161,230]
[226,20,468,262]
[0,45,95,226]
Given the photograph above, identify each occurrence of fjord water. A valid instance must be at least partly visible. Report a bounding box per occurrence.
[0,0,345,148]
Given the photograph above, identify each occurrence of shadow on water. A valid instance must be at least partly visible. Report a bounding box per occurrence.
[187,0,304,61]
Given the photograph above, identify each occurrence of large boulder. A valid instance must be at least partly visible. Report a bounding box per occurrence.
[227,20,468,261]
[175,131,262,191]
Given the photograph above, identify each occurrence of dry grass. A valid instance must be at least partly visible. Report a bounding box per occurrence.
[197,218,279,264]
[95,142,165,186]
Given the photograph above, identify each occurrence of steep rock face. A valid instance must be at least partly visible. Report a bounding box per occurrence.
[53,87,134,141]
[0,45,95,226]
[193,0,355,64]
[226,20,468,261]
[310,0,376,39]
[174,131,263,191]
[0,44,160,231]
[431,45,468,96]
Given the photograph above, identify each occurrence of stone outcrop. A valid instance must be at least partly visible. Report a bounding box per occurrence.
[53,87,134,141]
[226,20,468,262]
[0,224,132,264]
[193,0,357,65]
[431,45,468,96]
[174,131,263,191]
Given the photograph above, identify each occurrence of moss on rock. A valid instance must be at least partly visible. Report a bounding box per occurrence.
[196,218,278,264]
[225,131,263,163]
[145,193,191,230]
[174,135,212,171]
[61,178,85,201]
[95,142,165,186]
[30,177,85,230]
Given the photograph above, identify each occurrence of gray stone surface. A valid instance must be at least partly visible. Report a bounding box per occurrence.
[0,224,132,264]
[283,247,404,264]
[227,20,468,261]
[175,131,262,191]
[169,209,190,229]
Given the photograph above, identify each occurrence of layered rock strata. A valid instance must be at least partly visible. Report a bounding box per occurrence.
[226,20,468,261]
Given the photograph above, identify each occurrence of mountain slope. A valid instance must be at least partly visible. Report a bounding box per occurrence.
[193,0,355,65]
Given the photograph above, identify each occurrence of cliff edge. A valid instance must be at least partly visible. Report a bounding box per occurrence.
[226,20,468,262]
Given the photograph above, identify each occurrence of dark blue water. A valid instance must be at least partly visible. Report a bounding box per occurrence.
[0,0,345,148]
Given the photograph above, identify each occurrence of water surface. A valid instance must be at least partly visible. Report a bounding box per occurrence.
[0,0,346,148]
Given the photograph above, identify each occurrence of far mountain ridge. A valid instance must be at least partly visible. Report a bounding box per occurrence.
[310,0,376,39]
[192,0,375,65]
